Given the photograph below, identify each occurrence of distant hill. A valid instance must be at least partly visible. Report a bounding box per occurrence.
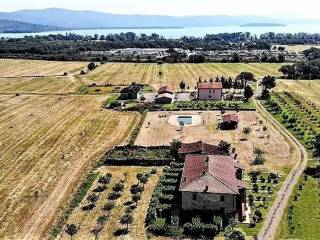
[240,23,286,27]
[0,8,319,31]
[0,19,64,33]
[0,8,314,30]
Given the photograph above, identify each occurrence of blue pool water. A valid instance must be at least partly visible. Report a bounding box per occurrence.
[178,116,192,125]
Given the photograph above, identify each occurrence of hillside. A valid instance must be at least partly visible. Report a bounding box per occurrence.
[0,8,309,29]
[0,19,64,33]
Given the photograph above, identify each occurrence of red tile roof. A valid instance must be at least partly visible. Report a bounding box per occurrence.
[197,82,223,89]
[158,86,174,94]
[179,154,247,194]
[222,114,239,123]
[178,141,219,155]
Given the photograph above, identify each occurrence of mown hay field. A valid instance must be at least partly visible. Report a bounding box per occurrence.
[82,62,283,89]
[0,59,87,94]
[0,60,283,94]
[0,94,139,239]
[276,79,320,106]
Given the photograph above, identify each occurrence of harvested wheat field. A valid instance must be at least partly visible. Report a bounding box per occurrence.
[0,94,138,240]
[0,59,87,94]
[58,166,162,240]
[0,59,86,77]
[276,79,320,105]
[135,111,293,171]
[82,62,282,89]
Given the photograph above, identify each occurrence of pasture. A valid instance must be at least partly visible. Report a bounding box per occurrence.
[0,94,138,239]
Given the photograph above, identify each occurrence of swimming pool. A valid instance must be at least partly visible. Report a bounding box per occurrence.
[177,116,193,125]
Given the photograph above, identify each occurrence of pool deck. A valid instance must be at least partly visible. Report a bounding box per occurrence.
[168,114,203,127]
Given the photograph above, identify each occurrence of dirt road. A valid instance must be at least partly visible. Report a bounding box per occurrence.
[255,100,308,240]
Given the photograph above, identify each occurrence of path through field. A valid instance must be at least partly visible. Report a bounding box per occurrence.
[255,100,308,240]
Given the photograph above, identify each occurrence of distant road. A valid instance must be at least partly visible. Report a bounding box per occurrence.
[255,99,308,240]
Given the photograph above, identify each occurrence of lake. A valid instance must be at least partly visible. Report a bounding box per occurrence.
[1,24,320,38]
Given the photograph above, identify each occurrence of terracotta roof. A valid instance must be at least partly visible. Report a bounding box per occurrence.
[222,114,239,123]
[197,82,223,89]
[179,154,247,194]
[158,86,174,94]
[178,141,219,155]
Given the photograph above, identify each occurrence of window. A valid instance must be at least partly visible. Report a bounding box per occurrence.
[193,193,197,201]
[209,90,211,93]
[209,95,212,98]
[220,196,225,202]
[212,90,215,93]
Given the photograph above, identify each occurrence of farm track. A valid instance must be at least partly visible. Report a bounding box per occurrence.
[255,100,308,240]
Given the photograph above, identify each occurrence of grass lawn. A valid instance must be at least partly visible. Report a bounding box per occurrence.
[277,175,320,240]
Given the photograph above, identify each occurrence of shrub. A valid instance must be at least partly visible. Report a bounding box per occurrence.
[183,218,218,237]
[87,193,99,203]
[113,182,125,192]
[130,184,144,194]
[93,185,107,193]
[254,209,262,221]
[148,217,168,235]
[98,173,112,184]
[224,226,246,240]
[108,191,121,200]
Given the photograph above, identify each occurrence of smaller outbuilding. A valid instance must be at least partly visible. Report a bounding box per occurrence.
[155,93,175,104]
[119,84,141,100]
[219,113,239,130]
[155,85,175,104]
[158,85,174,95]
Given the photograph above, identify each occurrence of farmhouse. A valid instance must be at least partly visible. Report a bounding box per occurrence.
[178,141,220,160]
[219,113,239,130]
[197,82,223,100]
[179,154,247,220]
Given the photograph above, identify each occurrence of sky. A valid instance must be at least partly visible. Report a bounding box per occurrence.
[0,0,318,19]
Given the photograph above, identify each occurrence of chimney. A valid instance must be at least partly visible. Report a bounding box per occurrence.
[183,177,187,182]
[234,154,238,159]
[202,170,206,176]
[203,185,209,193]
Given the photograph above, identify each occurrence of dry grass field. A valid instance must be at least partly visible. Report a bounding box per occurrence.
[0,59,87,94]
[273,44,320,53]
[58,166,162,240]
[276,79,320,105]
[82,62,282,89]
[135,111,293,172]
[0,60,282,94]
[0,94,139,239]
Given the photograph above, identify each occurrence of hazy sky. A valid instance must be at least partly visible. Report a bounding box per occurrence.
[0,0,318,18]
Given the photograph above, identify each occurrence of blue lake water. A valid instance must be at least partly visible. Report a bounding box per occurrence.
[1,24,320,39]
